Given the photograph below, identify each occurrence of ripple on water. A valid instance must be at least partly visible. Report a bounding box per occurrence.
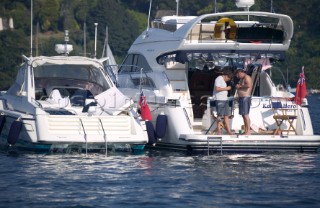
[0,96,320,208]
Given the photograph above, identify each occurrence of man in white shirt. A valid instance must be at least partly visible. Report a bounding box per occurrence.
[212,70,233,135]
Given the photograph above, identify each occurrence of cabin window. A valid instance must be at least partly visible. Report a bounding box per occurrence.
[34,64,109,89]
[131,77,156,89]
[33,64,110,97]
[119,54,152,73]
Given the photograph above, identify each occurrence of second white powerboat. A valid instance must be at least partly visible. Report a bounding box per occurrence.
[115,1,320,154]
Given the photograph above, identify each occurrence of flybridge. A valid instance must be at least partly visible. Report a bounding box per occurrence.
[148,12,294,65]
[149,12,293,47]
[178,12,293,45]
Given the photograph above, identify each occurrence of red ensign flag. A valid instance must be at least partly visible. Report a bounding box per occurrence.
[139,91,152,121]
[294,66,307,106]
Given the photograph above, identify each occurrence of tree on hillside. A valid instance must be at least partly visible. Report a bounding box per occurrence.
[86,0,140,60]
[0,0,319,89]
[73,0,98,24]
[34,0,60,31]
[0,30,29,90]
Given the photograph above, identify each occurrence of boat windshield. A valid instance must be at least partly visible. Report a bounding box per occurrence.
[34,64,111,97]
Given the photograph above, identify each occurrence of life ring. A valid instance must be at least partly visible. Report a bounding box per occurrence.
[214,17,237,40]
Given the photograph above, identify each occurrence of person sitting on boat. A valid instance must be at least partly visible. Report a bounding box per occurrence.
[212,70,233,135]
[235,69,253,135]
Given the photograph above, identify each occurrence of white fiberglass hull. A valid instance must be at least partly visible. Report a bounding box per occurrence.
[0,110,147,153]
[174,134,320,154]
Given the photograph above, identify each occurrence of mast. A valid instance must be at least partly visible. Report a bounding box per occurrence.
[102,26,108,58]
[83,22,86,57]
[176,0,179,16]
[36,21,39,56]
[146,0,152,34]
[214,0,217,13]
[30,0,33,57]
[94,23,98,58]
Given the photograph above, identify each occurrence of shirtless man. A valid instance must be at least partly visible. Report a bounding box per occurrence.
[235,69,252,135]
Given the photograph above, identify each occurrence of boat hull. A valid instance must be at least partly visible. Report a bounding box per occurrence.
[0,136,145,154]
[0,110,147,154]
[149,134,320,154]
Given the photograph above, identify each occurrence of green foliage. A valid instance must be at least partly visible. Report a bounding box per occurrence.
[0,0,319,89]
[127,10,148,34]
[7,2,30,32]
[86,0,140,60]
[0,72,14,91]
[34,0,60,31]
[0,30,29,90]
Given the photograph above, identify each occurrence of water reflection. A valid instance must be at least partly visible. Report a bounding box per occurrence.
[1,150,320,207]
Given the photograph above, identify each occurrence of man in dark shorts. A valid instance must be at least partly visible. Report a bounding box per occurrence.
[235,69,252,135]
[238,97,251,115]
[212,70,233,135]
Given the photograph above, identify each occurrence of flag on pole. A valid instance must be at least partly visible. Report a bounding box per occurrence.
[294,66,307,106]
[139,91,152,121]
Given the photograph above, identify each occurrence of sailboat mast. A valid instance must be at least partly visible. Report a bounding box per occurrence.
[83,22,86,57]
[36,21,39,56]
[30,0,33,57]
[176,0,179,16]
[101,26,108,58]
[214,0,217,13]
[146,0,152,33]
[94,23,98,58]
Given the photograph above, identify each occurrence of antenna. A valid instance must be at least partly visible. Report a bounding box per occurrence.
[94,23,98,58]
[30,0,33,57]
[55,30,73,55]
[146,0,152,33]
[83,22,86,57]
[36,21,39,56]
[101,26,108,58]
[64,30,69,55]
[176,0,179,16]
[214,0,217,13]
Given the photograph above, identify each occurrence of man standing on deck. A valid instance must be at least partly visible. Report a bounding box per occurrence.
[212,70,233,135]
[235,69,253,135]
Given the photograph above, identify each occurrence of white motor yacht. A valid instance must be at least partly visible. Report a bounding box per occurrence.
[115,0,320,154]
[0,43,148,154]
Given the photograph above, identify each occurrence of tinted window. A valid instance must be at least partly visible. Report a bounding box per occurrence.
[119,54,152,73]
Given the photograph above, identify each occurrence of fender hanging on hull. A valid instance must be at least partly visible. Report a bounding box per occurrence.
[156,114,167,138]
[0,114,5,135]
[145,120,156,145]
[7,120,22,145]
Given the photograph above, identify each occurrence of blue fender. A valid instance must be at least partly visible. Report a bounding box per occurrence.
[145,120,156,145]
[7,120,22,145]
[156,114,167,138]
[0,114,5,135]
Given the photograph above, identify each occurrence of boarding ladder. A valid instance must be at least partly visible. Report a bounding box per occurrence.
[207,136,223,156]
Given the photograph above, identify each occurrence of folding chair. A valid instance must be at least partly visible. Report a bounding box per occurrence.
[205,100,219,134]
[270,97,297,135]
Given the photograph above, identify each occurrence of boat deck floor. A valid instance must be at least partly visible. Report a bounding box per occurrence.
[192,119,277,136]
